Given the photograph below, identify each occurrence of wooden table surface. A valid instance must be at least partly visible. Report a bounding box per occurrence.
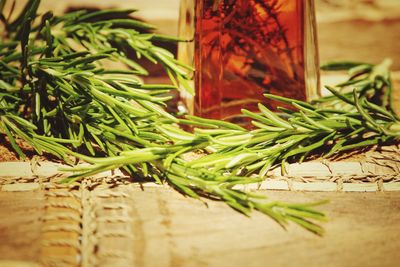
[1,184,400,267]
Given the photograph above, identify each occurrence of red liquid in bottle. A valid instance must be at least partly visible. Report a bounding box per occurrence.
[179,0,319,122]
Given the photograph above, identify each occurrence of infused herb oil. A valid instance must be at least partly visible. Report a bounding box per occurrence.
[178,0,320,121]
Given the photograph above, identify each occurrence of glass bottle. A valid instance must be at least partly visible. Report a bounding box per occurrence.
[178,0,320,122]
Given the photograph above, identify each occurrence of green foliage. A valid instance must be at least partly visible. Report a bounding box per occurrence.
[1,0,398,235]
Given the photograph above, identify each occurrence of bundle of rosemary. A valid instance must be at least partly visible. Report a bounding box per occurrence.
[1,0,399,235]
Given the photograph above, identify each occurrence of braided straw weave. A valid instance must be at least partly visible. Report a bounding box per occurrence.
[0,145,399,193]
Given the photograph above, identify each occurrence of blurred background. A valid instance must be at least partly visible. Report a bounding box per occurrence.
[2,0,400,110]
[20,0,400,70]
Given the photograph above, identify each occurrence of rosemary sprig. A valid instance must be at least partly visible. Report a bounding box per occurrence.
[319,58,396,114]
[184,60,399,177]
[2,0,397,235]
